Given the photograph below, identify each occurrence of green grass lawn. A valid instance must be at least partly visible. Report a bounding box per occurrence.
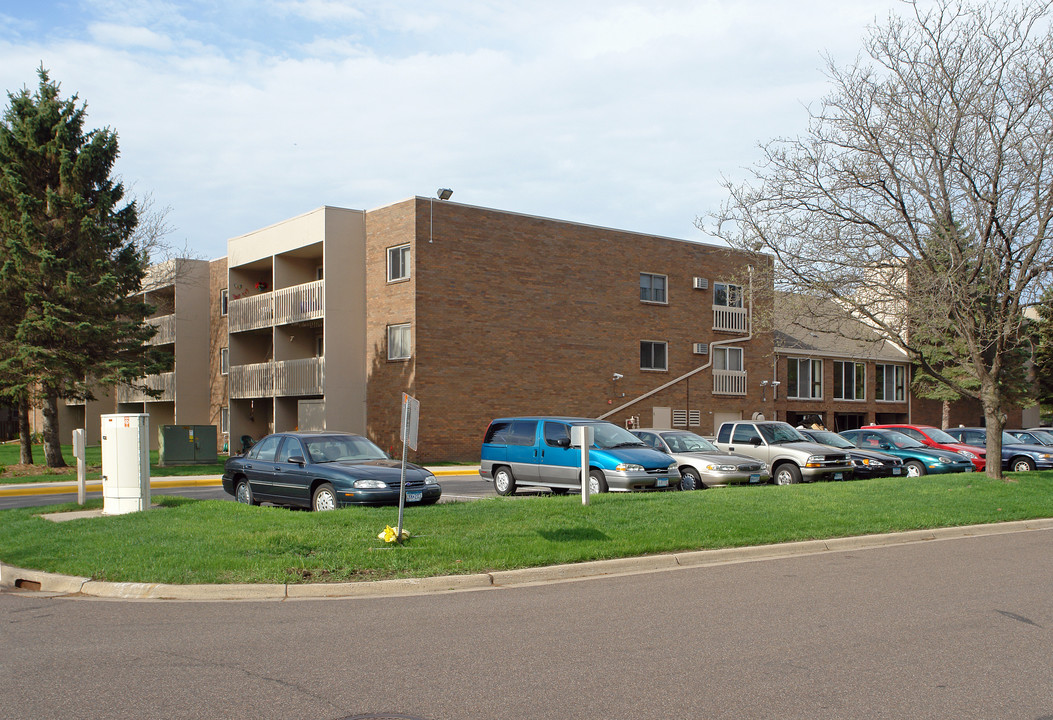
[0,443,226,482]
[2,471,1050,585]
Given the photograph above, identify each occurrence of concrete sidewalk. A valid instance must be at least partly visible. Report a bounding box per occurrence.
[0,465,481,497]
[3,518,1052,602]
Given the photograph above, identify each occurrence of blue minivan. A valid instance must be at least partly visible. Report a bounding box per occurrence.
[479,416,680,495]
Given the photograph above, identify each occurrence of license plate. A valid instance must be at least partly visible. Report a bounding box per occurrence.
[749,474,761,483]
[656,478,668,488]
[834,473,843,480]
[892,468,901,475]
[407,491,422,502]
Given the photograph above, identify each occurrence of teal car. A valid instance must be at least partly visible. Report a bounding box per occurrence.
[839,428,974,477]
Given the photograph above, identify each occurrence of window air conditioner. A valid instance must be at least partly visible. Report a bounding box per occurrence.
[693,277,708,290]
[693,343,709,355]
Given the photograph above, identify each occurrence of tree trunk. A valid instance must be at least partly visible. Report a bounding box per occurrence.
[941,399,951,430]
[17,396,33,465]
[980,380,1005,481]
[41,390,67,469]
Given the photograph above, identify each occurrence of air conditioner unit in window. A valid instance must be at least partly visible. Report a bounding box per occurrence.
[693,343,709,355]
[693,277,708,290]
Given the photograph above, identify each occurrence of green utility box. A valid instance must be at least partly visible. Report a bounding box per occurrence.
[158,425,218,466]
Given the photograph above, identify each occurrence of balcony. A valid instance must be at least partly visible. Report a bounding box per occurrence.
[230,357,325,399]
[146,313,176,345]
[713,370,747,395]
[713,306,748,333]
[116,371,176,403]
[228,280,325,333]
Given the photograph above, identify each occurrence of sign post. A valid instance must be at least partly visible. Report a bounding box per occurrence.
[571,425,594,506]
[72,428,86,506]
[396,393,420,541]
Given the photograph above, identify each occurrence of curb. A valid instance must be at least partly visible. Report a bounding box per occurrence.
[3,518,1051,602]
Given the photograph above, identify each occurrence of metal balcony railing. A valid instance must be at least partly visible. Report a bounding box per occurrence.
[115,371,177,403]
[713,370,747,395]
[229,357,325,399]
[146,313,176,345]
[713,306,748,333]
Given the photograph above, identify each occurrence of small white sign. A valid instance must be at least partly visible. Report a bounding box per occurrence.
[401,393,420,451]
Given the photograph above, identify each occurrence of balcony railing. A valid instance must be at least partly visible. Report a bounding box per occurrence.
[115,371,176,403]
[228,293,274,333]
[230,357,325,399]
[275,280,324,325]
[713,370,747,395]
[713,306,748,333]
[146,313,176,345]
[229,280,325,333]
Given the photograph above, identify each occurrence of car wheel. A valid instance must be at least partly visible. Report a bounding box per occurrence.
[311,483,337,511]
[235,479,259,506]
[905,460,926,477]
[588,469,609,494]
[1012,457,1036,472]
[772,464,801,486]
[679,468,703,491]
[493,466,517,496]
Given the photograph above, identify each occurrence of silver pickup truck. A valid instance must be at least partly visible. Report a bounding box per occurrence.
[713,420,854,485]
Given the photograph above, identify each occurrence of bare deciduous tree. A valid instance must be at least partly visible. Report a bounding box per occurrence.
[704,0,1053,479]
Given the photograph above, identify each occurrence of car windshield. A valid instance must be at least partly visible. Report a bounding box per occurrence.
[805,431,853,449]
[304,435,388,462]
[661,432,718,453]
[758,423,807,444]
[880,430,925,449]
[582,422,648,449]
[922,427,960,443]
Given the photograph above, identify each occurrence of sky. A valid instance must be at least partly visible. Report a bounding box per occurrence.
[0,0,906,261]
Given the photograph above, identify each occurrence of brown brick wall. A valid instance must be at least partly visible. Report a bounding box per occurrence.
[365,198,774,462]
[208,257,229,449]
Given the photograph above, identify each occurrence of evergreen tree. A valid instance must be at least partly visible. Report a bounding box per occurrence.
[0,68,162,467]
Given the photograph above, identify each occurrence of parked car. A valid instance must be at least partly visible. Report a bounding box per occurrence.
[796,428,903,479]
[942,427,1053,472]
[839,428,975,476]
[1006,429,1053,447]
[222,431,442,510]
[713,420,853,485]
[630,428,770,489]
[479,417,679,494]
[865,423,986,472]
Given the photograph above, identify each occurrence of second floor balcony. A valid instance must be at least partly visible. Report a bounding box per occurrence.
[115,371,177,403]
[713,369,747,395]
[229,357,325,399]
[713,306,748,333]
[229,280,324,333]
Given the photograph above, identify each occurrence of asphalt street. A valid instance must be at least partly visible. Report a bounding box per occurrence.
[2,528,1052,719]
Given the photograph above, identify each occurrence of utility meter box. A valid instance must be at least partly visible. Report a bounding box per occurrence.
[158,425,218,466]
[101,413,151,515]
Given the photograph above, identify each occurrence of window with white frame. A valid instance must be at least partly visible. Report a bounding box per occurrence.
[714,346,744,371]
[876,363,905,402]
[834,361,865,400]
[639,272,667,303]
[787,357,822,399]
[713,282,743,308]
[220,347,229,375]
[220,288,228,316]
[387,244,410,282]
[220,407,229,434]
[388,323,411,360]
[640,341,667,370]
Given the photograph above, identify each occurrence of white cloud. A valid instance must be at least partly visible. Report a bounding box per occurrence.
[88,22,174,50]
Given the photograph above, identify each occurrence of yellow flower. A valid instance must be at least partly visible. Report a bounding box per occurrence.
[378,525,409,543]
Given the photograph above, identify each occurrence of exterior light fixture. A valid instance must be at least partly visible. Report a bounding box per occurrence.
[437,188,453,200]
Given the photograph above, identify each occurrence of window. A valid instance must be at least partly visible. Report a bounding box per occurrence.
[315,336,324,357]
[387,323,411,360]
[640,341,667,371]
[639,273,667,303]
[316,265,324,280]
[713,282,743,308]
[220,347,229,375]
[220,288,228,316]
[787,358,822,399]
[714,346,744,371]
[876,363,905,402]
[277,437,305,463]
[834,361,865,400]
[220,407,229,434]
[544,421,571,447]
[249,435,281,462]
[387,244,410,282]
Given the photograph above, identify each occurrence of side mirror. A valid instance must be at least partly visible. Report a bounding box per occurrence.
[751,437,763,446]
[880,443,893,451]
[288,455,306,466]
[556,437,571,448]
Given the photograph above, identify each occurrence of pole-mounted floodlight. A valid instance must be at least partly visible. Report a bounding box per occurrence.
[437,188,453,200]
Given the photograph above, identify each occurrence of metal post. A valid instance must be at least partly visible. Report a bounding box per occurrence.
[73,428,86,506]
[396,399,408,541]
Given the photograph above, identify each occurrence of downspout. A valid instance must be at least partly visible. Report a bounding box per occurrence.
[597,266,755,421]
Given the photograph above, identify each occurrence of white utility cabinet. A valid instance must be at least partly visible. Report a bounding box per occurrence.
[101,413,151,515]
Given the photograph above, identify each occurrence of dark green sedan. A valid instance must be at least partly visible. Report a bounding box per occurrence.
[222,432,442,511]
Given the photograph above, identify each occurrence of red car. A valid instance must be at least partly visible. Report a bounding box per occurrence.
[865,424,986,471]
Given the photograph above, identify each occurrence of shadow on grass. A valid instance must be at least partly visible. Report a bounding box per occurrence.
[538,527,610,542]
